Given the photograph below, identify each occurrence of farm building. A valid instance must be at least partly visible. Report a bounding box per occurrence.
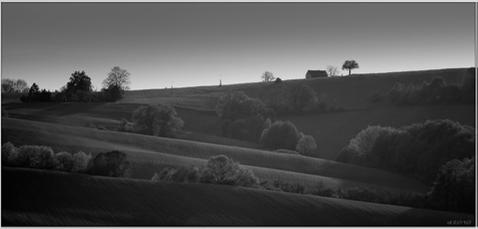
[306,70,328,79]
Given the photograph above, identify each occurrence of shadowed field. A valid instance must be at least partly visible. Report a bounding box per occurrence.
[2,167,473,226]
[2,117,428,194]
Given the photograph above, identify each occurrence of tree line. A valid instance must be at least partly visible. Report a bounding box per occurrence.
[2,66,131,103]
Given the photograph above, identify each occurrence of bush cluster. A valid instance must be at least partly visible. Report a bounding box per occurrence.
[20,69,129,103]
[260,121,318,155]
[151,154,259,188]
[337,120,474,184]
[2,142,92,172]
[132,104,184,137]
[2,142,129,178]
[385,77,474,105]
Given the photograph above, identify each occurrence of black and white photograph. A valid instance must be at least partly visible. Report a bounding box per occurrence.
[1,1,476,226]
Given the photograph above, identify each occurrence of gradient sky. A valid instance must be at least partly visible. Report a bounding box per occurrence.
[2,2,475,90]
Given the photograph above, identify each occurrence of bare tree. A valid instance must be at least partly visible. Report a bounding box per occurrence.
[342,60,359,76]
[1,78,29,94]
[261,71,275,82]
[103,66,131,90]
[326,65,339,77]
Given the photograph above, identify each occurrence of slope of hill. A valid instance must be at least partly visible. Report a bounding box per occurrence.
[2,167,473,226]
[3,68,474,160]
[121,67,474,110]
[2,117,428,194]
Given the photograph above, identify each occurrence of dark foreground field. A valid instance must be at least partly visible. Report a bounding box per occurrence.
[2,167,474,226]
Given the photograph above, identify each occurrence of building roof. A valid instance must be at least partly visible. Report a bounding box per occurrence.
[306,70,328,78]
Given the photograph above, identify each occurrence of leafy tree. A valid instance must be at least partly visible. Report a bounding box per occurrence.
[296,134,318,155]
[260,120,301,150]
[427,157,475,213]
[342,60,359,76]
[55,152,74,171]
[132,104,184,137]
[87,150,130,177]
[261,71,275,82]
[103,66,131,91]
[71,151,92,172]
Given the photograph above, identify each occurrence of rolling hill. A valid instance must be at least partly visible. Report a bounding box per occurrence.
[2,167,473,226]
[2,117,427,194]
[3,67,474,159]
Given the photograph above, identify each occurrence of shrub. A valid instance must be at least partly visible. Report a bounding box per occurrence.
[427,157,475,213]
[100,85,123,102]
[308,182,336,197]
[151,166,200,183]
[132,104,184,137]
[296,134,317,155]
[200,155,259,187]
[55,151,74,171]
[260,120,301,150]
[118,118,134,132]
[71,151,92,172]
[18,145,57,169]
[2,142,17,165]
[87,150,130,177]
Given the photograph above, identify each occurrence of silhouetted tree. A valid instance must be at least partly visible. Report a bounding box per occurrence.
[28,83,40,97]
[67,71,92,92]
[64,71,92,102]
[103,66,131,90]
[342,60,359,76]
[261,71,275,82]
